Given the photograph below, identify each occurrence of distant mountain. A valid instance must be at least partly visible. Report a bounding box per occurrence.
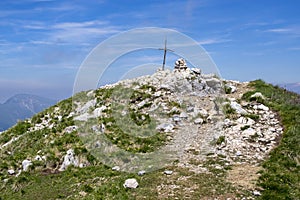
[279,82,300,94]
[0,94,56,131]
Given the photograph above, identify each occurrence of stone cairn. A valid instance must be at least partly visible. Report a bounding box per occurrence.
[174,58,187,70]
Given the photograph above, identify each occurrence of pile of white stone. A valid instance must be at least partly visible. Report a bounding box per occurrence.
[174,58,187,70]
[216,93,283,164]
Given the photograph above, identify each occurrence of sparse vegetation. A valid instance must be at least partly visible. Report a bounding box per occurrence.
[244,80,300,199]
[1,77,299,199]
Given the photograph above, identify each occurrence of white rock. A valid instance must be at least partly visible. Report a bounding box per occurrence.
[191,68,201,75]
[8,169,15,175]
[59,149,78,171]
[123,178,139,189]
[35,155,43,161]
[173,115,181,123]
[137,100,147,109]
[179,112,188,119]
[198,108,209,118]
[164,170,173,175]
[194,118,204,124]
[225,84,237,93]
[186,106,194,113]
[22,159,32,171]
[250,92,265,99]
[237,117,255,126]
[138,170,146,176]
[253,190,261,196]
[87,90,94,97]
[223,118,232,127]
[205,78,221,90]
[93,105,107,117]
[156,123,174,132]
[230,102,247,114]
[64,125,78,133]
[112,166,120,171]
[257,104,269,111]
[242,128,256,137]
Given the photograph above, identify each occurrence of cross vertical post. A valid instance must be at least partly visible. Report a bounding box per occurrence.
[159,38,174,70]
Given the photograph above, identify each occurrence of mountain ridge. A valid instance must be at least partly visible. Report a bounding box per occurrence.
[0,94,56,131]
[0,62,299,199]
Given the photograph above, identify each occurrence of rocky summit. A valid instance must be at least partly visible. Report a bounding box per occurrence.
[0,58,298,199]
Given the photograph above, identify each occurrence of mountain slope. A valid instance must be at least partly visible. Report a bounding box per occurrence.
[0,94,56,131]
[0,67,299,199]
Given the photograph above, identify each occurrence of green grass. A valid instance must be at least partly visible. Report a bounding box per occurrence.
[243,80,300,199]
[1,79,299,199]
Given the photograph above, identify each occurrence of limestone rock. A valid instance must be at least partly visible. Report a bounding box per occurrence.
[164,170,173,175]
[230,102,247,114]
[174,58,187,70]
[205,78,222,91]
[59,149,78,171]
[8,169,15,175]
[194,118,204,124]
[225,84,237,93]
[112,166,120,171]
[64,125,78,133]
[156,123,174,132]
[34,155,43,161]
[138,170,146,176]
[250,92,265,100]
[22,159,32,171]
[123,178,139,189]
[254,104,269,111]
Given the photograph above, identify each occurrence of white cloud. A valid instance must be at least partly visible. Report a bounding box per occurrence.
[266,28,292,33]
[198,38,231,45]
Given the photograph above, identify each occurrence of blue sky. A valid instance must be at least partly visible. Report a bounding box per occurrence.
[0,0,299,102]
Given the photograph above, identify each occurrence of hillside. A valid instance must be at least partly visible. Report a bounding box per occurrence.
[0,62,299,199]
[0,94,56,131]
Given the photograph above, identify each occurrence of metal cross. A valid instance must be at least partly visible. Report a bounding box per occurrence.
[159,38,174,70]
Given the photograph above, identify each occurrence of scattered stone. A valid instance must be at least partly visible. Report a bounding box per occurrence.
[79,191,87,197]
[186,106,194,113]
[112,166,120,171]
[225,84,237,93]
[223,118,232,127]
[253,190,261,196]
[250,92,265,100]
[156,123,174,132]
[179,112,188,119]
[191,68,201,75]
[59,149,78,171]
[93,105,107,117]
[242,128,256,137]
[164,170,173,175]
[173,115,181,123]
[257,104,269,111]
[230,101,247,114]
[22,159,32,171]
[194,118,204,124]
[138,170,146,176]
[236,151,242,156]
[35,155,43,161]
[8,169,15,175]
[205,78,222,90]
[123,178,139,189]
[64,125,78,133]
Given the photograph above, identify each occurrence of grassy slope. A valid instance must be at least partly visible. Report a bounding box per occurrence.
[0,80,299,199]
[243,80,300,199]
